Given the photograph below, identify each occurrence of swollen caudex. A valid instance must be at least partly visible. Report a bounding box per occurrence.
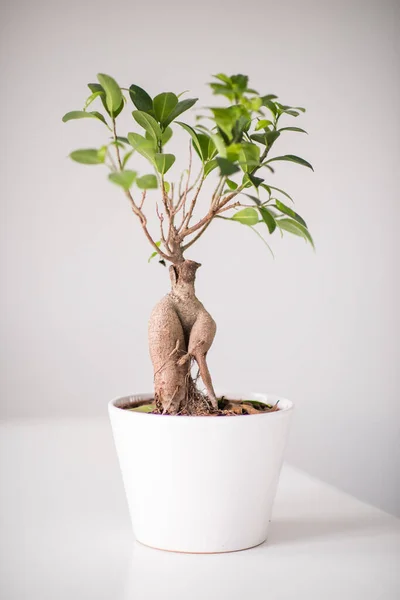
[148,260,217,415]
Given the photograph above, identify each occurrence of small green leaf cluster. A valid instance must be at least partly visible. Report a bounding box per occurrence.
[195,73,314,248]
[62,71,314,250]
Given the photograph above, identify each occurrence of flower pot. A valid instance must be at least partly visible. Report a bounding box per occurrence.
[108,391,293,553]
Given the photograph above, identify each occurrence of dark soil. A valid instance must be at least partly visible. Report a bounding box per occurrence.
[123,397,279,416]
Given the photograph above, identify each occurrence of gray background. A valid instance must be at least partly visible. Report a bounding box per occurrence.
[1,0,399,516]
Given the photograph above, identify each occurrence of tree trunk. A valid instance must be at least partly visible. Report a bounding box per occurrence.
[148,260,217,415]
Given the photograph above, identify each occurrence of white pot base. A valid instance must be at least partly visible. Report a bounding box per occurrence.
[109,391,293,554]
[135,537,268,554]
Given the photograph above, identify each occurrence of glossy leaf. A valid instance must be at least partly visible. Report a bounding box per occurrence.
[148,241,162,263]
[83,91,103,109]
[122,149,134,169]
[136,174,158,189]
[261,98,278,115]
[258,206,276,233]
[69,148,105,165]
[278,127,308,134]
[213,73,232,84]
[245,173,264,188]
[176,122,204,159]
[163,98,198,127]
[231,74,248,90]
[129,84,153,113]
[127,133,156,163]
[239,142,260,172]
[132,110,162,141]
[255,119,273,131]
[154,153,175,174]
[62,110,109,127]
[226,178,238,190]
[264,154,313,171]
[210,106,240,138]
[203,158,218,177]
[261,184,294,203]
[232,208,259,226]
[161,126,173,145]
[250,133,268,145]
[108,170,137,190]
[97,74,123,116]
[216,157,239,176]
[197,134,217,161]
[278,218,314,248]
[153,92,179,125]
[265,130,281,146]
[274,200,307,227]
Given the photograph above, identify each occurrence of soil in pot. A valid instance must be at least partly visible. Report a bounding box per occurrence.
[124,397,280,416]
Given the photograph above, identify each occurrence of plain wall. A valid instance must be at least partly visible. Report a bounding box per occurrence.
[1,0,399,517]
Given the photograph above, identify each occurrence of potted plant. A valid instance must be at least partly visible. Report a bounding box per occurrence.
[63,72,313,553]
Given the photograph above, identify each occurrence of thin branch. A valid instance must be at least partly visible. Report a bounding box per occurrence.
[178,174,206,233]
[111,118,171,261]
[182,201,241,251]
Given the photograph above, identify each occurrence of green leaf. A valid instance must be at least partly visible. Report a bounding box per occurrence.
[213,73,232,84]
[231,74,248,90]
[176,122,204,159]
[161,126,173,145]
[216,157,239,176]
[226,178,238,190]
[108,170,137,190]
[204,158,218,177]
[127,133,156,163]
[163,98,198,127]
[131,403,155,412]
[277,218,314,248]
[62,110,108,127]
[210,106,240,138]
[278,127,308,134]
[274,200,307,227]
[83,91,103,109]
[264,154,314,171]
[122,149,134,169]
[154,153,175,174]
[132,110,162,141]
[239,142,260,172]
[136,174,158,189]
[232,208,259,226]
[197,134,217,161]
[265,130,281,146]
[250,133,268,145]
[88,83,124,118]
[261,184,294,203]
[244,173,264,188]
[97,74,123,116]
[153,92,179,125]
[261,98,278,115]
[148,241,162,263]
[69,148,105,165]
[255,119,273,131]
[258,206,276,233]
[163,181,170,193]
[129,84,153,113]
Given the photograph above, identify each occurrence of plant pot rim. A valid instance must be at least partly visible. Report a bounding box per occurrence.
[108,391,294,419]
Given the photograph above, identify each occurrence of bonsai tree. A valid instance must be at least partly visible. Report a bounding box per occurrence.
[63,73,313,416]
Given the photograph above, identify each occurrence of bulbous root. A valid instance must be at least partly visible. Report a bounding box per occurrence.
[148,260,218,415]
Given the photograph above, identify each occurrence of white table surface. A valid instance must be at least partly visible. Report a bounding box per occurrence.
[0,418,399,600]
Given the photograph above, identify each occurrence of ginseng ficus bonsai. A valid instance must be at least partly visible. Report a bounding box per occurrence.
[63,72,313,416]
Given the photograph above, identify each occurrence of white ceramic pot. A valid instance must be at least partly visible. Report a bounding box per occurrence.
[108,392,293,553]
